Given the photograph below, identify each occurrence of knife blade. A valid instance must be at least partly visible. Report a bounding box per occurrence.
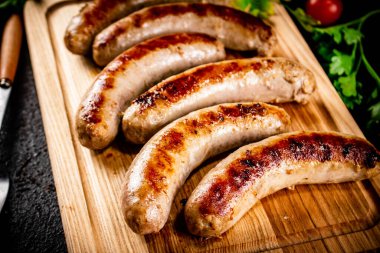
[0,86,11,127]
[0,14,22,213]
[0,177,9,211]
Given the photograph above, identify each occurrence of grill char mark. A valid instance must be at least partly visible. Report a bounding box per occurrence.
[79,93,105,124]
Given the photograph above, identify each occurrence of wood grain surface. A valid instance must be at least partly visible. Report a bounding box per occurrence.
[24,0,380,252]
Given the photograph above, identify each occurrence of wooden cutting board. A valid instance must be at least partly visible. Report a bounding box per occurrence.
[24,0,380,252]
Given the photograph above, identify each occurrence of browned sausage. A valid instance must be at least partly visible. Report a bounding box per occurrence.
[76,33,225,149]
[64,0,233,55]
[123,57,315,144]
[185,131,380,237]
[93,3,276,66]
[121,102,290,234]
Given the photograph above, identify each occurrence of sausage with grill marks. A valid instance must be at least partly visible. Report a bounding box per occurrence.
[121,102,290,234]
[185,131,380,237]
[123,57,315,144]
[64,0,232,55]
[76,33,225,149]
[93,3,277,66]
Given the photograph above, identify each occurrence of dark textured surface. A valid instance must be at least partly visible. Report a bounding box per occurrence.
[0,38,67,252]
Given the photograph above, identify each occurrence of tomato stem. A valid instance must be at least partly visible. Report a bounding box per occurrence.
[314,9,380,33]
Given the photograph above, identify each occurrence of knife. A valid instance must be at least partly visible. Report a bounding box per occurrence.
[0,14,22,127]
[0,14,22,212]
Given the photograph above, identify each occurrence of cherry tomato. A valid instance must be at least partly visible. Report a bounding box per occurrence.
[306,0,343,26]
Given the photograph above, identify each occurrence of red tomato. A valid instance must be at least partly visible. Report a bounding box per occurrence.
[306,0,343,26]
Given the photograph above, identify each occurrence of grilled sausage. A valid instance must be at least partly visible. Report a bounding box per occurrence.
[185,131,380,237]
[123,57,315,144]
[93,3,276,66]
[76,33,225,150]
[121,102,290,234]
[64,0,232,55]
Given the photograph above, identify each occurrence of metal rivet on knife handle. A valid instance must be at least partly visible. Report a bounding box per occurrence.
[0,78,12,89]
[0,14,22,89]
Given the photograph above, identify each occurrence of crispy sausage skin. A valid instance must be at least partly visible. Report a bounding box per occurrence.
[185,131,380,237]
[93,3,276,66]
[121,102,290,234]
[123,57,315,144]
[65,0,130,55]
[76,33,225,150]
[64,0,232,55]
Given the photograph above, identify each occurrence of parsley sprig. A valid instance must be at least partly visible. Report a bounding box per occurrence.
[287,7,380,105]
[314,11,380,109]
[287,7,380,131]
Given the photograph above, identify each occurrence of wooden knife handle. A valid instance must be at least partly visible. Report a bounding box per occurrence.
[0,14,23,89]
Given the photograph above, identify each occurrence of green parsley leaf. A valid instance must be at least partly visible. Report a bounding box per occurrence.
[338,74,357,97]
[316,41,332,61]
[312,31,322,41]
[329,50,353,75]
[366,97,380,138]
[340,92,362,109]
[287,7,320,32]
[233,0,275,19]
[315,27,342,44]
[369,101,380,120]
[233,0,251,11]
[342,28,363,45]
[371,88,378,100]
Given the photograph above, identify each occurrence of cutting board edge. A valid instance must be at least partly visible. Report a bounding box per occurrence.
[24,1,99,252]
